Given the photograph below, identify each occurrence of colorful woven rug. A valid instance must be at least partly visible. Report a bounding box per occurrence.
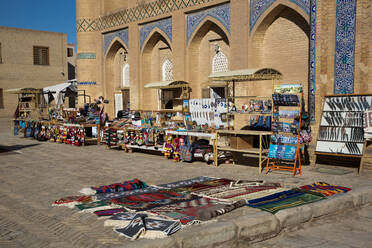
[95,186,160,201]
[53,195,93,208]
[92,178,148,194]
[208,183,281,201]
[113,213,181,240]
[110,190,201,211]
[157,176,217,189]
[149,197,245,225]
[173,178,235,193]
[94,208,127,217]
[246,189,325,214]
[299,182,351,197]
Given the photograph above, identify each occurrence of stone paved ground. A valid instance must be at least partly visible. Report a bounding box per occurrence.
[247,204,372,248]
[1,117,372,247]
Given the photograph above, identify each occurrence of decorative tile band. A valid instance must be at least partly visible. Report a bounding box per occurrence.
[334,0,356,94]
[104,28,129,54]
[309,0,316,122]
[186,3,230,43]
[140,18,172,49]
[250,0,310,32]
[77,53,96,59]
[78,82,97,85]
[77,0,214,32]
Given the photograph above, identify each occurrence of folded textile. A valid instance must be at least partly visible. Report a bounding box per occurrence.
[105,212,139,227]
[173,178,235,193]
[95,186,160,201]
[53,195,93,208]
[94,208,127,217]
[208,183,281,201]
[149,197,245,225]
[114,213,147,240]
[75,200,118,213]
[113,213,181,240]
[110,190,201,211]
[229,180,265,187]
[157,176,217,189]
[92,178,148,194]
[299,182,351,197]
[246,189,325,214]
[221,187,289,202]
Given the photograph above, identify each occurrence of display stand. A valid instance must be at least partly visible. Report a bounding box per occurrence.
[315,94,372,171]
[214,130,272,172]
[266,88,303,176]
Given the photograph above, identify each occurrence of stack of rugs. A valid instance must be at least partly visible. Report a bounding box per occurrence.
[53,178,351,241]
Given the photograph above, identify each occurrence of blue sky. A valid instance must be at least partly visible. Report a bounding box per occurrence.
[0,0,76,45]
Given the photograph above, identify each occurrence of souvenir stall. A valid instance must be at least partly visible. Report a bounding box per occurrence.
[11,82,101,146]
[208,68,282,171]
[315,93,372,174]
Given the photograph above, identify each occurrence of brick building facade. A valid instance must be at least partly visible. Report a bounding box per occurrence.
[0,27,75,117]
[76,0,372,138]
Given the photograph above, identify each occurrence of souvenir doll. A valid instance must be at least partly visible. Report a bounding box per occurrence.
[172,136,180,162]
[137,133,144,146]
[163,135,173,158]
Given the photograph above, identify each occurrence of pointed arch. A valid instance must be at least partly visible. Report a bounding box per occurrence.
[250,1,310,38]
[104,37,128,58]
[104,39,128,117]
[187,16,230,48]
[162,59,173,81]
[141,28,172,54]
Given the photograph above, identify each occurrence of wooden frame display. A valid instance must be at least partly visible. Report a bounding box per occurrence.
[315,94,372,157]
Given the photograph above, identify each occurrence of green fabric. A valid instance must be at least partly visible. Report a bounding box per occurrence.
[252,193,325,214]
[75,200,110,211]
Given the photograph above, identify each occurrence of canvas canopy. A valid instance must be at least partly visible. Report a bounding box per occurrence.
[144,81,188,89]
[43,81,77,106]
[208,68,282,82]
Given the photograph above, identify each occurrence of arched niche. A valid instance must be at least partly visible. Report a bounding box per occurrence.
[187,18,230,99]
[249,3,310,108]
[104,39,129,118]
[141,29,172,110]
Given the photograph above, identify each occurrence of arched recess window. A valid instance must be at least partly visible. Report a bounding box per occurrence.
[212,50,228,73]
[162,59,173,81]
[122,63,130,87]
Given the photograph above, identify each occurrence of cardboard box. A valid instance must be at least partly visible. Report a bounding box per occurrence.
[229,135,254,149]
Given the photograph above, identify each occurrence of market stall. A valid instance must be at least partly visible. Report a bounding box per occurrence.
[10,81,101,146]
[208,68,282,171]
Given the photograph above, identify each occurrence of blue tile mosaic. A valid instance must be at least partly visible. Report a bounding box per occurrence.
[77,53,96,59]
[78,82,97,85]
[186,3,230,43]
[334,0,356,94]
[103,28,129,55]
[140,18,172,50]
[250,0,310,31]
[309,0,317,122]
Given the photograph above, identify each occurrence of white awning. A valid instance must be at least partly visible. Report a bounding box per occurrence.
[144,81,188,89]
[43,82,77,105]
[208,68,282,82]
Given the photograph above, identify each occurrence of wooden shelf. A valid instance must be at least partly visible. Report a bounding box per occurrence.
[217,146,267,154]
[216,130,272,135]
[227,112,272,116]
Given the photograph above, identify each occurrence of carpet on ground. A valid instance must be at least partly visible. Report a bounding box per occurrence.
[87,178,148,194]
[53,195,94,208]
[299,182,351,196]
[149,197,246,225]
[110,189,201,211]
[113,213,181,240]
[156,176,217,189]
[246,189,325,214]
[171,178,235,194]
[95,186,160,201]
